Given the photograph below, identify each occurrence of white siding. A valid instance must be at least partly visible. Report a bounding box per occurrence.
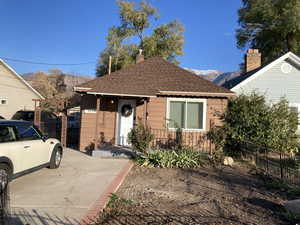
[0,63,42,119]
[234,59,300,104]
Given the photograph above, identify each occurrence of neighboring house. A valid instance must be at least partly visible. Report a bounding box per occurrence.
[75,54,234,152]
[223,49,300,129]
[0,59,44,119]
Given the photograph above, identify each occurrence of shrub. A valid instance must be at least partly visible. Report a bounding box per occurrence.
[135,148,207,168]
[208,92,299,156]
[128,122,154,153]
[264,181,290,190]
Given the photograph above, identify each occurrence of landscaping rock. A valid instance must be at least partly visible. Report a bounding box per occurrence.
[223,156,234,166]
[284,199,300,214]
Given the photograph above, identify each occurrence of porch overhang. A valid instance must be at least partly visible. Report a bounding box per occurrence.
[85,91,155,98]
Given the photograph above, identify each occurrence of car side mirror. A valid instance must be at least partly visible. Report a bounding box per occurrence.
[42,135,49,142]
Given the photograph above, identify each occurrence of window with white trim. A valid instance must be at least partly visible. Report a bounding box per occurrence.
[0,99,7,105]
[167,98,206,130]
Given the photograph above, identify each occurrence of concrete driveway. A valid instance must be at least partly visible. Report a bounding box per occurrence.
[9,148,130,225]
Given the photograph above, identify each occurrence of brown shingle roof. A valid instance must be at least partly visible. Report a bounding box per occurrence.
[76,57,233,97]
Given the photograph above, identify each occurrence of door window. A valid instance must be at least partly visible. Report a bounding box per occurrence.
[0,126,17,143]
[15,125,41,141]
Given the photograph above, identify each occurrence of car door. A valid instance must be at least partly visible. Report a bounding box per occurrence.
[15,125,49,170]
[0,125,24,173]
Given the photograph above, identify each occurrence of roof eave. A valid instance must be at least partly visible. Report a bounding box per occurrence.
[86,91,156,98]
[157,91,235,98]
[73,86,92,92]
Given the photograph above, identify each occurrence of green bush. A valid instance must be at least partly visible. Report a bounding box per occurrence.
[264,181,290,190]
[287,188,300,198]
[135,148,207,168]
[128,122,154,153]
[208,92,299,156]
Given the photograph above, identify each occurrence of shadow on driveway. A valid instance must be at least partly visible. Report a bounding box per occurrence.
[9,207,80,225]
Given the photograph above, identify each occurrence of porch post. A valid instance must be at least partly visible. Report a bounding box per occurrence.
[60,113,67,147]
[34,108,41,129]
[143,98,148,126]
[94,95,100,150]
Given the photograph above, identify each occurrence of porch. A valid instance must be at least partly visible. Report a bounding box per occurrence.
[79,94,216,154]
[79,94,151,152]
[91,128,213,159]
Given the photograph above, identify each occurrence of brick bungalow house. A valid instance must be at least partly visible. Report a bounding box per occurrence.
[74,54,234,152]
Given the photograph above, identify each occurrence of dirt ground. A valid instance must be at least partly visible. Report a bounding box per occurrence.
[98,164,290,225]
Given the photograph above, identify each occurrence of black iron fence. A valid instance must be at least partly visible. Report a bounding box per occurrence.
[150,129,214,154]
[0,176,9,225]
[67,127,80,149]
[240,141,300,186]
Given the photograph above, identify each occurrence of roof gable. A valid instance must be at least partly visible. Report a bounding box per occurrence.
[230,52,300,91]
[0,59,44,99]
[76,57,233,97]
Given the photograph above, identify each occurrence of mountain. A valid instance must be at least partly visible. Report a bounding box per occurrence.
[213,71,242,86]
[22,72,92,93]
[187,68,242,87]
[186,69,223,82]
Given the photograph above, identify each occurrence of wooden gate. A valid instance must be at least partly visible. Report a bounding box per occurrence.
[33,98,67,147]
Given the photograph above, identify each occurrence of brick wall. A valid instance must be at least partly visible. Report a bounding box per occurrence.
[206,98,228,129]
[79,95,97,151]
[245,49,261,73]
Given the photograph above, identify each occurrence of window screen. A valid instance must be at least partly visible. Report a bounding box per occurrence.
[168,100,205,130]
[169,101,185,128]
[187,102,203,129]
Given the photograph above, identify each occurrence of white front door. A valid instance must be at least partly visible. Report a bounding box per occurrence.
[117,100,136,146]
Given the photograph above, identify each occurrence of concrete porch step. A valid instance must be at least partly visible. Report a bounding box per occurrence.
[92,146,136,159]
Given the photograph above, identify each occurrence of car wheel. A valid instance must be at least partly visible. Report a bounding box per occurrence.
[0,164,10,192]
[49,147,62,169]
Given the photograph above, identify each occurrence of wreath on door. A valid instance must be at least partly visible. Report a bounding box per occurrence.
[121,104,133,117]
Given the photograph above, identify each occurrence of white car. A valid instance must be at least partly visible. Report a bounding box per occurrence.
[0,120,63,188]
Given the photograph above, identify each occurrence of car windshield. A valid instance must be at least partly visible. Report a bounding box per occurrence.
[33,125,44,137]
[12,111,34,121]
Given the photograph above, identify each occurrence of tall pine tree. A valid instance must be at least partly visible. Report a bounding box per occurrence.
[236,0,300,64]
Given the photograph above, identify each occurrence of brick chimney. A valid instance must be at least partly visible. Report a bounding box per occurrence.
[245,49,261,73]
[136,49,144,64]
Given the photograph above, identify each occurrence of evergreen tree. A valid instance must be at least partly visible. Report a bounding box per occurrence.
[236,0,300,64]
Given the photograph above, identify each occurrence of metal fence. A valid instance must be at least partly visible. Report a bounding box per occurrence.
[0,177,9,225]
[67,127,80,149]
[240,141,300,186]
[150,129,214,154]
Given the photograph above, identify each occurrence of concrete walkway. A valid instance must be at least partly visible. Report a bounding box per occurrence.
[9,148,130,225]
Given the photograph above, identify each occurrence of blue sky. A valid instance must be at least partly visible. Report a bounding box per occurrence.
[0,0,244,77]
